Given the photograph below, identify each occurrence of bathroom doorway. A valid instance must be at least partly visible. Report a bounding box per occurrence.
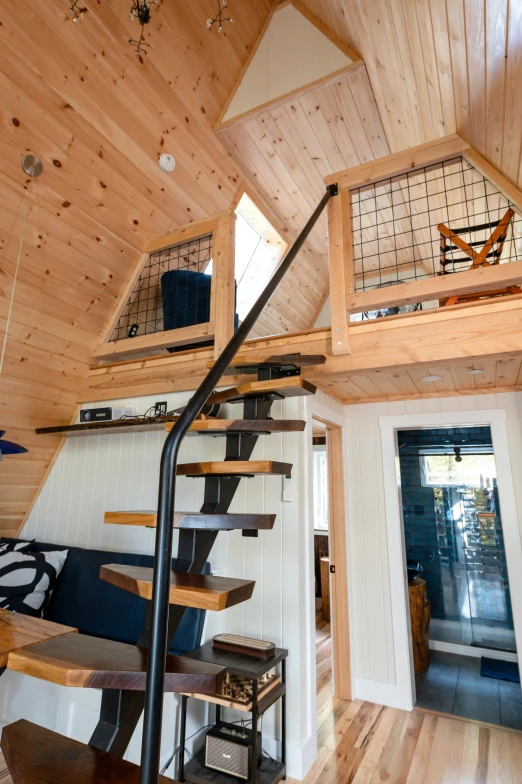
[396,424,522,727]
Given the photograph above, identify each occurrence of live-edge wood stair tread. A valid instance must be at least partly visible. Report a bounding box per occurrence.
[177,461,292,476]
[1,720,175,784]
[100,565,255,611]
[206,377,316,404]
[104,511,277,530]
[6,633,225,693]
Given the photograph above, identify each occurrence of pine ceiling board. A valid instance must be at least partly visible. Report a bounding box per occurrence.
[449,363,478,392]
[217,65,387,332]
[0,0,276,532]
[495,358,522,387]
[303,0,521,199]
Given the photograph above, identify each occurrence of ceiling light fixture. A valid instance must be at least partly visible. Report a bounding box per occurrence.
[422,375,442,383]
[68,0,87,22]
[468,368,483,375]
[207,0,233,32]
[125,0,157,55]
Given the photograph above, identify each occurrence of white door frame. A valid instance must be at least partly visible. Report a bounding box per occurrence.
[379,409,522,711]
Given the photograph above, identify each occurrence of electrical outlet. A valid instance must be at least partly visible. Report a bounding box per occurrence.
[154,401,168,416]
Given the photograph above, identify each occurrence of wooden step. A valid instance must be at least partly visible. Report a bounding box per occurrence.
[1,719,175,784]
[165,418,307,434]
[206,353,327,373]
[104,511,276,530]
[100,565,255,611]
[206,377,316,405]
[177,460,292,477]
[7,633,225,693]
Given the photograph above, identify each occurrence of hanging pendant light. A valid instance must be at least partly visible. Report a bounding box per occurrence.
[0,154,42,461]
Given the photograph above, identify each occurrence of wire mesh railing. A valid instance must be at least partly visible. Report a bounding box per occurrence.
[110,234,213,342]
[350,156,522,319]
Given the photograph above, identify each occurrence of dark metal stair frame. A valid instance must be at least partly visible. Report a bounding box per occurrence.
[139,184,337,784]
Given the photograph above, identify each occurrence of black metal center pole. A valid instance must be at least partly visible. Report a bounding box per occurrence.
[138,184,337,784]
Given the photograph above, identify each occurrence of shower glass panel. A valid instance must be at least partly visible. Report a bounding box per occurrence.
[398,427,516,653]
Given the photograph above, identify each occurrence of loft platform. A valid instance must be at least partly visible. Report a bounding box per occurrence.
[104,511,277,530]
[100,565,255,611]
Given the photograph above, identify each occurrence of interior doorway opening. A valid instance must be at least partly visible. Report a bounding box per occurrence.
[312,419,332,706]
[396,425,522,728]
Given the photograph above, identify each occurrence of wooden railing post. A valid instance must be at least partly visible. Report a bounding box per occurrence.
[212,210,237,359]
[327,186,351,356]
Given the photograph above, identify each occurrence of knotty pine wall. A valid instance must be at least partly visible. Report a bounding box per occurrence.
[0,388,343,778]
[344,391,522,706]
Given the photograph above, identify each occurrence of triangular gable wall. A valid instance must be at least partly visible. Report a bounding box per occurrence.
[222,3,354,123]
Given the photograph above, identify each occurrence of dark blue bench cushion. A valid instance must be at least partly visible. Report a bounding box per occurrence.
[1,539,208,656]
[161,269,239,332]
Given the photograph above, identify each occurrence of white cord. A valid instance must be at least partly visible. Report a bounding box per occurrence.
[0,180,33,375]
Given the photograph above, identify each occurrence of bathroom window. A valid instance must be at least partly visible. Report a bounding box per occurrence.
[420,452,497,488]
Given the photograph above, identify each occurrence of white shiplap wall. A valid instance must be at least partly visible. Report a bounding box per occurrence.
[2,387,338,779]
[345,391,522,702]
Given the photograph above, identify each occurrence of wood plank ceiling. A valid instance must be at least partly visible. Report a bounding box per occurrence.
[300,0,522,188]
[313,355,522,405]
[0,0,274,534]
[217,62,390,332]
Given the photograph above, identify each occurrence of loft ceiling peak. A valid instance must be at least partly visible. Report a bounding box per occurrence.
[217,0,360,128]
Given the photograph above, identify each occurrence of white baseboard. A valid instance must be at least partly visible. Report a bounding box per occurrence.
[354,677,413,711]
[429,638,518,663]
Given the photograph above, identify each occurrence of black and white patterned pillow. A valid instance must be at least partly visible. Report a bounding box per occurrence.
[0,550,68,617]
[0,539,35,555]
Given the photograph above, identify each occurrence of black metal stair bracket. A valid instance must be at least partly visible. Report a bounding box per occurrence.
[139,185,337,784]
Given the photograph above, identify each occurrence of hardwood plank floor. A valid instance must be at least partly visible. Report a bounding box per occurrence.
[288,617,522,783]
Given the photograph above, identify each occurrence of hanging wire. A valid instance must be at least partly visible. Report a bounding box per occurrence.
[0,180,34,376]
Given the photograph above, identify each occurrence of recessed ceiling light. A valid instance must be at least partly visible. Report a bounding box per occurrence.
[422,375,442,383]
[468,368,483,375]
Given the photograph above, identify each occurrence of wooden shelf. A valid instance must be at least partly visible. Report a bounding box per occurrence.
[183,751,286,784]
[180,675,281,713]
[36,417,307,438]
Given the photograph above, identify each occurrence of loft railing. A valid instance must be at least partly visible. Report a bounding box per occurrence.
[139,184,338,784]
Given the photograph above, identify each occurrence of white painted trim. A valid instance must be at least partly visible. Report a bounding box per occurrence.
[354,677,410,710]
[379,408,522,712]
[428,639,518,663]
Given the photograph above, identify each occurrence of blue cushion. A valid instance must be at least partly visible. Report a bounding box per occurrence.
[162,270,211,330]
[1,539,208,656]
[161,270,239,332]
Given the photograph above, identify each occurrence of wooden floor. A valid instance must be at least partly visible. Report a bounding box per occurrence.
[289,616,522,783]
[0,622,521,783]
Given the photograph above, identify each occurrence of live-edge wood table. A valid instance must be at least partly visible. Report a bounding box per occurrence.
[179,642,288,784]
[0,610,77,671]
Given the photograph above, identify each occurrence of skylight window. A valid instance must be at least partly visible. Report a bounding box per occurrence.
[234,194,286,323]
